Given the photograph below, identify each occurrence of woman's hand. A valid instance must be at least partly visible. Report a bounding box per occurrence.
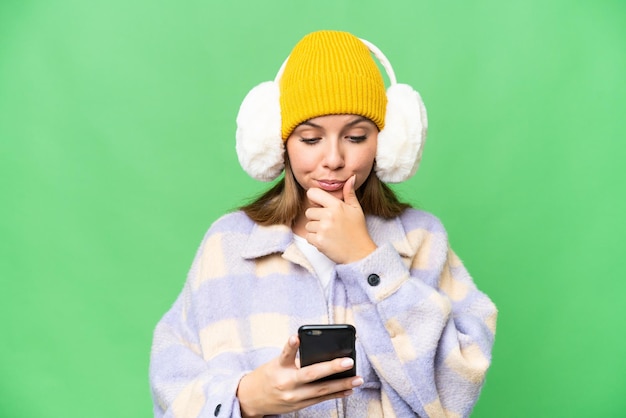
[305,175,377,264]
[237,335,363,418]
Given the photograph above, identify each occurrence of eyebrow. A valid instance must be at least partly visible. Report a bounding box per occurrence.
[300,116,372,129]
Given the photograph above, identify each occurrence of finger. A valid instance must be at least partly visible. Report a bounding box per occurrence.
[294,384,358,411]
[288,387,356,413]
[342,175,359,207]
[297,374,364,401]
[304,220,319,233]
[307,188,340,208]
[311,376,364,395]
[304,207,325,222]
[305,232,320,249]
[297,357,356,384]
[278,335,300,367]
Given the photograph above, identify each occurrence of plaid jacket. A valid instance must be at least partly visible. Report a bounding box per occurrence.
[150,209,497,417]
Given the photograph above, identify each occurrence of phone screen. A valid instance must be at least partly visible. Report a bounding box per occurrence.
[298,324,356,381]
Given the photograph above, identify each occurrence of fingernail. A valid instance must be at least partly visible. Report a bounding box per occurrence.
[341,358,354,368]
[289,336,297,346]
[343,390,354,397]
[351,377,364,387]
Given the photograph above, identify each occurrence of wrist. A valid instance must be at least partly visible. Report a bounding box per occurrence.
[345,240,377,264]
[237,373,263,418]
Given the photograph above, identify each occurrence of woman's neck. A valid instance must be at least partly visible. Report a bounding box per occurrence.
[292,212,308,238]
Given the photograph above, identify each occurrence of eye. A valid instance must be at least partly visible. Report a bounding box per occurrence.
[347,135,367,143]
[300,137,321,144]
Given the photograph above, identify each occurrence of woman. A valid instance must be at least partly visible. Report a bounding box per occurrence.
[150,30,497,418]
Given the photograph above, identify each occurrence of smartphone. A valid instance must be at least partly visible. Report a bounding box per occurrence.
[298,324,356,382]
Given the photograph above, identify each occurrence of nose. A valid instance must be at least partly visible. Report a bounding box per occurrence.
[323,138,345,170]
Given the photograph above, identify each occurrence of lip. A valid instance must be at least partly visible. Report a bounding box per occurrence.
[317,180,346,192]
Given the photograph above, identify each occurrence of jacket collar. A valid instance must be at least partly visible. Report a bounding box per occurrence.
[241,222,293,260]
[241,214,413,260]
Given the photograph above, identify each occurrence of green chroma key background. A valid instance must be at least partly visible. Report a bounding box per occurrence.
[1,0,625,416]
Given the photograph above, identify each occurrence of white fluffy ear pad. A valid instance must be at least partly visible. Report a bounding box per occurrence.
[375,84,428,183]
[235,81,284,181]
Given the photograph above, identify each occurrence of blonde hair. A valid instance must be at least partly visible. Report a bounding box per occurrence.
[241,154,410,227]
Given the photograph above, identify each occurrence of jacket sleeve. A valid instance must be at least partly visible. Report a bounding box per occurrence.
[149,236,246,418]
[335,215,497,417]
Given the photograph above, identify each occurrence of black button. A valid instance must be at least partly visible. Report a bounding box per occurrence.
[367,274,380,286]
[214,403,221,416]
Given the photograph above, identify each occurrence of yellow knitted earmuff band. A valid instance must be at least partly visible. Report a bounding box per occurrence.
[279,31,387,140]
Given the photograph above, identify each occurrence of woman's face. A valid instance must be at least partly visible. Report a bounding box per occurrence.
[286,114,378,207]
